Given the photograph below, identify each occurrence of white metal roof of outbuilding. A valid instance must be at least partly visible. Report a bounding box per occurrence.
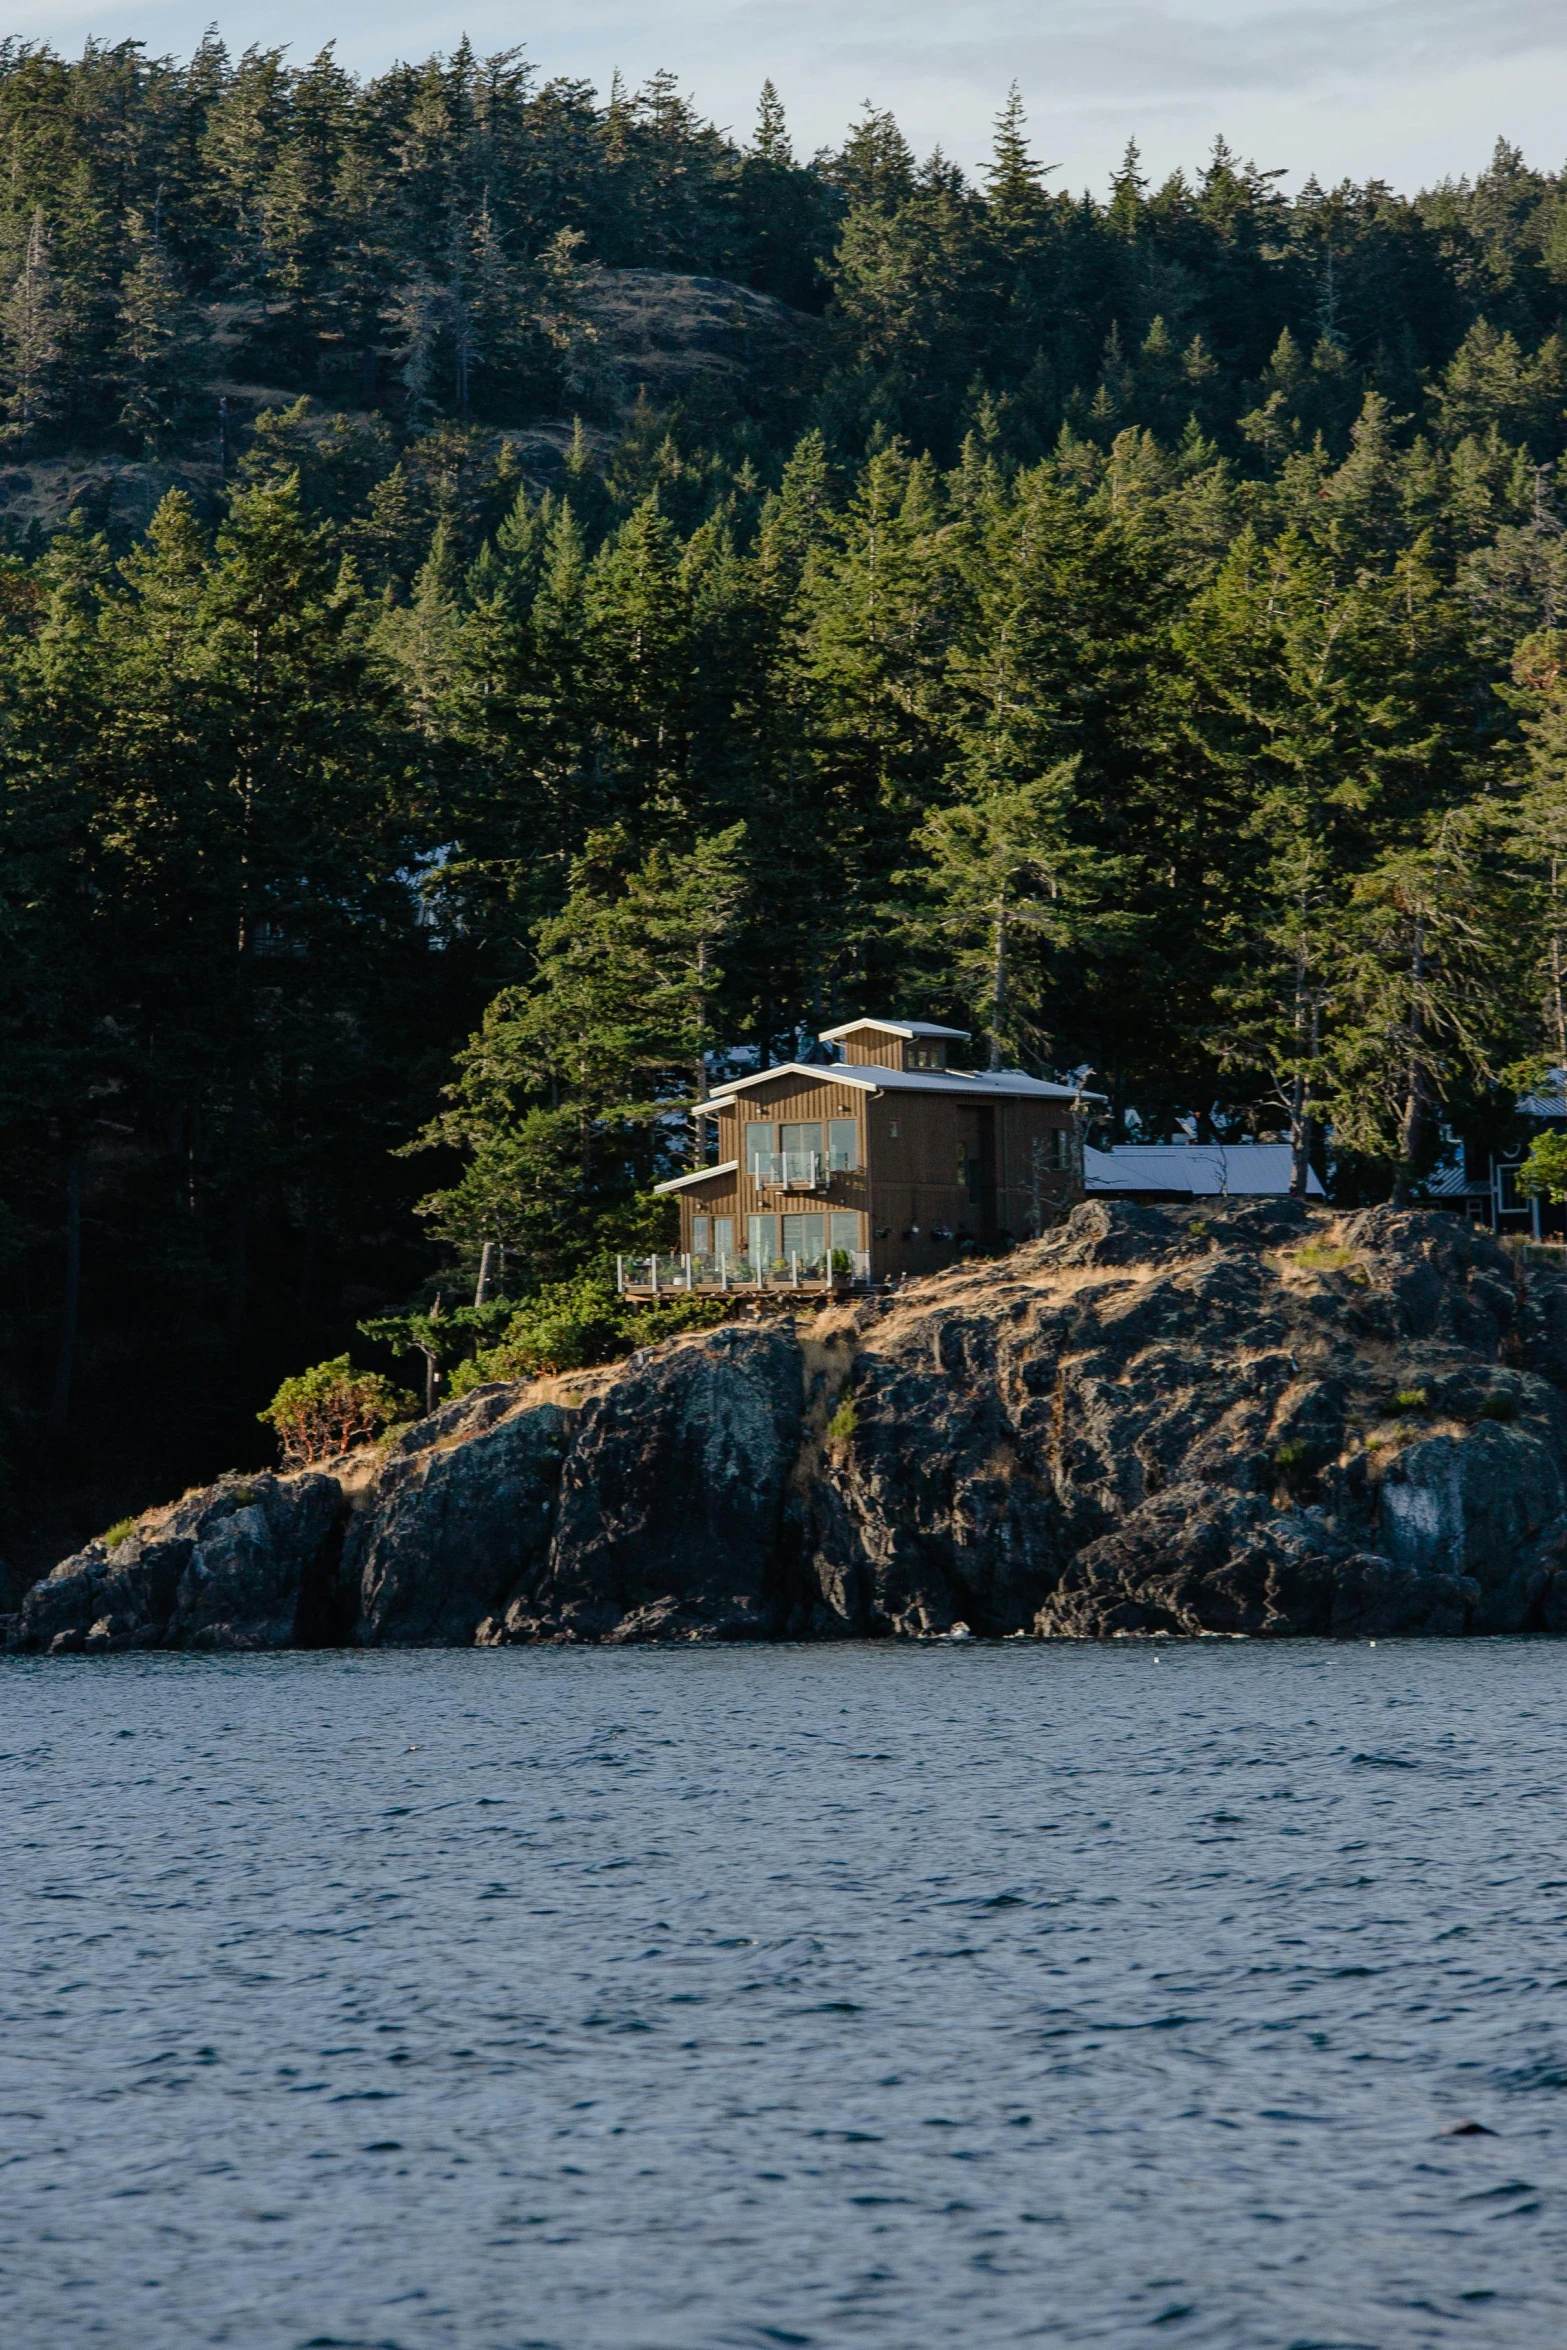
[1516,1067,1567,1118]
[1085,1143,1325,1198]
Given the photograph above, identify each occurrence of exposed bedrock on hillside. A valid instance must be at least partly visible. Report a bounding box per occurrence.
[13,1200,1567,1651]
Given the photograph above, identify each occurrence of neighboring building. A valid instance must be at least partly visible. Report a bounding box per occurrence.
[650,1018,1096,1286]
[1424,1070,1567,1236]
[1085,1142,1326,1203]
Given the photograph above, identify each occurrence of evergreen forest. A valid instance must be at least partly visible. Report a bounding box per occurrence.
[6,31,1567,1564]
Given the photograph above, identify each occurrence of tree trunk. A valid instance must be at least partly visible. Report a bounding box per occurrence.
[692,935,710,1169]
[1552,857,1566,1066]
[1299,998,1320,1199]
[1393,909,1427,1208]
[227,1073,251,1352]
[46,1150,82,1442]
[989,891,1007,1072]
[1288,940,1315,1199]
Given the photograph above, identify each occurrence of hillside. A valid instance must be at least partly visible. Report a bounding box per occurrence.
[6,33,1567,1563]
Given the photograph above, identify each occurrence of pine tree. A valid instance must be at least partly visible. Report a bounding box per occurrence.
[908,761,1104,1069]
[407,825,747,1269]
[984,85,1048,238]
[1325,810,1522,1198]
[1503,631,1567,1069]
[0,209,63,442]
[114,212,206,452]
[752,80,793,167]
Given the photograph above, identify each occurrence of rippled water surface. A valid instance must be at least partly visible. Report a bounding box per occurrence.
[6,1643,1567,2347]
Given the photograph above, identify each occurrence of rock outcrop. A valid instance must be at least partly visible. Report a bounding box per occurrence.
[13,1201,1567,1649]
[16,1471,346,1653]
[351,1387,568,1645]
[492,1323,807,1644]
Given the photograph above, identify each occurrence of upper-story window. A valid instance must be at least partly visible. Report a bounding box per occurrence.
[907,1042,945,1070]
[828,1119,858,1171]
[745,1121,774,1175]
[780,1122,823,1183]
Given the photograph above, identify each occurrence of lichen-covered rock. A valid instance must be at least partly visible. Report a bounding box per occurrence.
[352,1402,567,1645]
[13,1526,194,1652]
[1375,1415,1567,1631]
[807,1331,1061,1638]
[10,1472,349,1652]
[498,1325,805,1642]
[170,1475,346,1649]
[1032,1481,1476,1639]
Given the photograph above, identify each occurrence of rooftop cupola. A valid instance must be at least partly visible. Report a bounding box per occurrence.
[817,1017,970,1073]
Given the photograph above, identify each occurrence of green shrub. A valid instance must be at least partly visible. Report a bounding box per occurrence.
[101,1515,137,1551]
[1271,1438,1317,1490]
[1393,1387,1430,1413]
[1480,1392,1517,1423]
[448,1277,625,1391]
[827,1395,858,1446]
[1292,1242,1358,1272]
[259,1356,417,1467]
[619,1293,729,1351]
[448,1277,728,1394]
[1519,1130,1567,1203]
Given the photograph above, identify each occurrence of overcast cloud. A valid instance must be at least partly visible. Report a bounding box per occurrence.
[14,0,1567,194]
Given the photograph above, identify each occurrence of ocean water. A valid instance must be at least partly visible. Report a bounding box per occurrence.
[4,1644,1567,2350]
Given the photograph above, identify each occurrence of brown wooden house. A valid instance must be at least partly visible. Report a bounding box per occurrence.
[644,1018,1095,1289]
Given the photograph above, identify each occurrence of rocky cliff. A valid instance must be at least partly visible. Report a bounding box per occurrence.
[14,1201,1567,1651]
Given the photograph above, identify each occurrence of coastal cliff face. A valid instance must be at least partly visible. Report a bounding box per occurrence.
[14,1201,1567,1651]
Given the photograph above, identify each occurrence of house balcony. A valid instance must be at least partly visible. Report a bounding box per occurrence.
[746,1149,835,1194]
[617,1248,873,1299]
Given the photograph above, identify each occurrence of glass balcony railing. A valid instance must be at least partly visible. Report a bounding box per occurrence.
[747,1150,831,1188]
[617,1249,872,1294]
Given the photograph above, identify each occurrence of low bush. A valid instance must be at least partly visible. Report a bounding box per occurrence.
[101,1515,137,1551]
[1393,1387,1430,1413]
[447,1277,728,1394]
[619,1292,729,1351]
[1292,1242,1359,1273]
[826,1395,858,1447]
[1271,1437,1318,1492]
[259,1357,417,1467]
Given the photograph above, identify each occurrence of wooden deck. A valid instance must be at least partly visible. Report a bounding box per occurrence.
[617,1251,874,1300]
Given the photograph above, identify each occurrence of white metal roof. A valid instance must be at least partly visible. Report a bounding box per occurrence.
[1421,1156,1485,1198]
[1517,1068,1567,1118]
[706,1061,1094,1106]
[652,1159,739,1196]
[817,1017,971,1044]
[1085,1143,1325,1199]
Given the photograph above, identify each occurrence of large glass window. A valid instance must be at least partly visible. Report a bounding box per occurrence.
[828,1212,861,1257]
[714,1217,734,1258]
[828,1119,858,1171]
[781,1212,826,1264]
[747,1214,779,1266]
[745,1122,774,1176]
[780,1122,823,1185]
[692,1215,711,1253]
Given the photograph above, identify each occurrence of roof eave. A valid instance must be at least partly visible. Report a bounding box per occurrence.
[652,1159,740,1196]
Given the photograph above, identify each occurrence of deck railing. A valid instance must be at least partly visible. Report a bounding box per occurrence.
[746,1149,833,1190]
[618,1249,872,1295]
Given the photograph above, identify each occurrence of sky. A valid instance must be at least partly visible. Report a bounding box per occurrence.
[11,0,1567,197]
